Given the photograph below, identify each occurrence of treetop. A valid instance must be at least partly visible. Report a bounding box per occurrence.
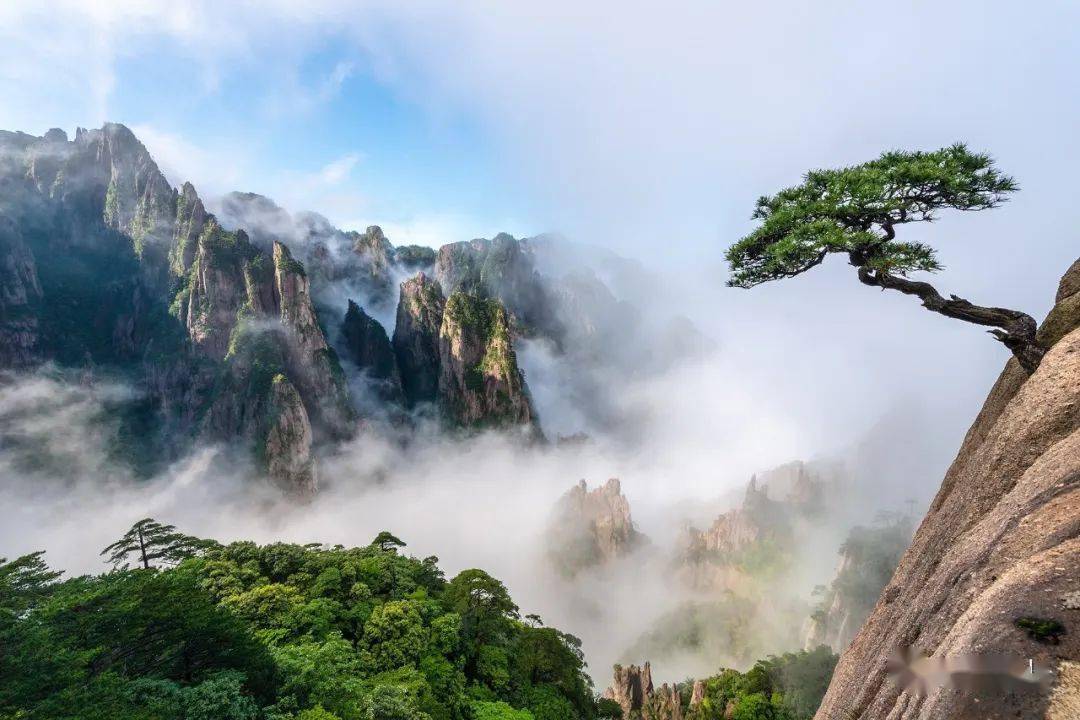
[726,143,1017,287]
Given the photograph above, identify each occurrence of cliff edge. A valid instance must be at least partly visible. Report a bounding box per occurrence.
[815,257,1080,719]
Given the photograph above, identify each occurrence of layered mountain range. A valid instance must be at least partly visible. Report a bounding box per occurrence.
[1,123,669,493]
[541,460,914,686]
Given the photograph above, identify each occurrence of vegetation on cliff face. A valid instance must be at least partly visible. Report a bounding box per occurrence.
[438,291,535,431]
[434,236,560,341]
[0,523,599,720]
[442,292,512,393]
[340,300,404,405]
[804,515,912,653]
[0,124,359,488]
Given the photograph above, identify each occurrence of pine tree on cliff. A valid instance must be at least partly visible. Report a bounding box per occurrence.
[725,144,1045,372]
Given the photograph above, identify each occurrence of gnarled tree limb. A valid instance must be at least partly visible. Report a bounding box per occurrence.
[856,266,1044,373]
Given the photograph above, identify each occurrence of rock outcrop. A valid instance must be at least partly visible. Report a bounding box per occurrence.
[604,663,653,719]
[546,478,645,577]
[171,182,207,277]
[435,234,560,339]
[180,219,259,360]
[815,257,1080,720]
[271,241,353,438]
[689,680,705,708]
[350,225,396,303]
[341,299,403,404]
[602,663,685,720]
[437,291,536,430]
[264,374,316,496]
[678,476,788,591]
[393,273,445,406]
[391,272,539,431]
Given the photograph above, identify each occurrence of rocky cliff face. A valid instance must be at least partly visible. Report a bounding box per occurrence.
[0,124,353,491]
[0,212,42,367]
[437,291,536,430]
[393,273,445,407]
[177,219,354,442]
[171,182,207,277]
[180,219,259,359]
[264,374,316,497]
[391,272,538,431]
[547,478,645,577]
[678,476,789,591]
[271,241,353,438]
[435,234,560,339]
[602,663,689,720]
[341,299,404,404]
[815,257,1080,720]
[350,225,397,305]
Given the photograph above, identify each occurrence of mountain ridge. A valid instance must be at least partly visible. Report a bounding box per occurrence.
[0,123,546,492]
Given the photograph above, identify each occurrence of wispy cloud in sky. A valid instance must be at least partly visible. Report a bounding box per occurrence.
[316,152,361,185]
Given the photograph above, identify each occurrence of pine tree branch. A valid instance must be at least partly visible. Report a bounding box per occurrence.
[856,266,1045,373]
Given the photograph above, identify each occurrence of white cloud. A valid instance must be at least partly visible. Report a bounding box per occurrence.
[130,123,248,193]
[316,152,361,185]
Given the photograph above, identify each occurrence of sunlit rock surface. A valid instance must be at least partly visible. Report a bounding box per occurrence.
[546,478,645,578]
[816,256,1080,720]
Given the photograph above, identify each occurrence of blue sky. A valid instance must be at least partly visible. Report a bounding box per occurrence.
[108,31,528,245]
[0,4,538,245]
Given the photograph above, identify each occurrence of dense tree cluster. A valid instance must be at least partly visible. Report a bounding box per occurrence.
[0,522,596,720]
[683,646,838,720]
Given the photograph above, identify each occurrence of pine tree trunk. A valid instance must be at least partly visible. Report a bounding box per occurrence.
[137,527,149,570]
[856,267,1045,373]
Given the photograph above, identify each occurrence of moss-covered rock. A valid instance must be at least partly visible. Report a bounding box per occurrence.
[437,291,537,432]
[434,234,561,340]
[392,272,446,407]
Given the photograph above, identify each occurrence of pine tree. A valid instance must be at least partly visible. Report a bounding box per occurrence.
[725,144,1044,372]
[100,518,212,570]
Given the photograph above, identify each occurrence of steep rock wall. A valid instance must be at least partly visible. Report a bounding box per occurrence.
[437,291,536,430]
[815,258,1080,720]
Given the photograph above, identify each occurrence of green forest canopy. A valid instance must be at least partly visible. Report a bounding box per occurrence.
[0,521,837,720]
